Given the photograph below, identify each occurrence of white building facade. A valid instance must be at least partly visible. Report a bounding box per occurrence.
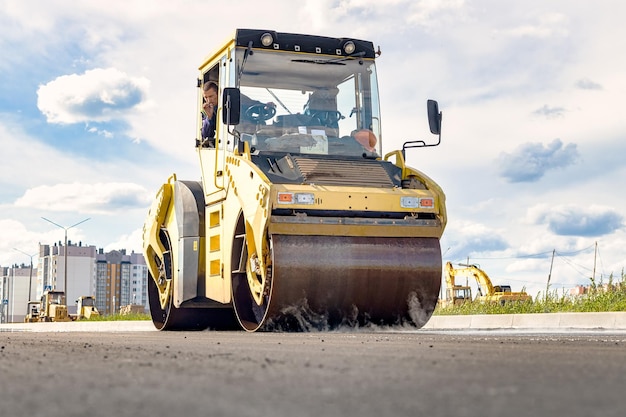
[0,265,36,323]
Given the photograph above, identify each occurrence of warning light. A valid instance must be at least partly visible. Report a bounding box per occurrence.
[278,192,294,204]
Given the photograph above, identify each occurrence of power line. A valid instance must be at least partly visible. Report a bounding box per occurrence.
[464,242,597,262]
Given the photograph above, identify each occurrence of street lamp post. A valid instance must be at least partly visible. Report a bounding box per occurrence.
[14,248,37,302]
[11,267,14,322]
[41,217,90,301]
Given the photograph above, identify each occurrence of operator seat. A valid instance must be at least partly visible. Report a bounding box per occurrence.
[303,88,341,132]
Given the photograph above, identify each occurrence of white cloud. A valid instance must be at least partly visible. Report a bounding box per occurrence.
[532,105,567,119]
[87,126,113,138]
[528,204,624,237]
[37,68,150,124]
[442,221,509,261]
[406,0,466,27]
[0,219,41,257]
[497,139,579,183]
[501,12,569,39]
[104,228,143,254]
[575,78,603,90]
[14,182,152,214]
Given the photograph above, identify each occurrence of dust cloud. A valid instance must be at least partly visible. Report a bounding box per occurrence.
[262,294,433,333]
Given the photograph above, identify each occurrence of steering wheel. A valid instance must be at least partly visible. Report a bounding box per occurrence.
[245,103,276,122]
[310,110,343,127]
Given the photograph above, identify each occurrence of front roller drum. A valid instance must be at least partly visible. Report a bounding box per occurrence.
[233,235,441,331]
[147,228,239,331]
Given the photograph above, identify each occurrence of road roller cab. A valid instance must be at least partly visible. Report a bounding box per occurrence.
[142,29,447,331]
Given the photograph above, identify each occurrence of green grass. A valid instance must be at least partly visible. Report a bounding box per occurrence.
[435,271,626,315]
[80,312,151,321]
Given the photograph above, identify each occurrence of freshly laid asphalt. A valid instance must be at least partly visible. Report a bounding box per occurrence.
[1,323,625,417]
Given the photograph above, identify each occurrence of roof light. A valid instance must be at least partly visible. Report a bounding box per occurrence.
[260,33,273,47]
[343,41,356,55]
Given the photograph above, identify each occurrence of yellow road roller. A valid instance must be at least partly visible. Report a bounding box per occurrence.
[143,29,447,331]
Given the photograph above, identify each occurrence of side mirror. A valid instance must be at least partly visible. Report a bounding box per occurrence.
[222,87,240,125]
[401,99,443,157]
[427,99,442,135]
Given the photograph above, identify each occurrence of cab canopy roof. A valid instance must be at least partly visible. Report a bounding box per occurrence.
[234,29,376,58]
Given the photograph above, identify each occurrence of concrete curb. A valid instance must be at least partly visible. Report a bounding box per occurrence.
[2,312,626,332]
[0,320,156,332]
[424,312,626,330]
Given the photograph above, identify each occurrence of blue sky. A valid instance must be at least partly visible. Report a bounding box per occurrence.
[1,0,624,297]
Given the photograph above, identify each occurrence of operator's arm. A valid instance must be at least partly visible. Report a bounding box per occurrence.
[201,109,216,139]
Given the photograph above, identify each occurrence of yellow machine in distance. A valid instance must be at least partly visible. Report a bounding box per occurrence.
[38,290,71,322]
[443,262,532,305]
[143,29,448,331]
[24,301,41,322]
[441,263,472,307]
[75,296,100,320]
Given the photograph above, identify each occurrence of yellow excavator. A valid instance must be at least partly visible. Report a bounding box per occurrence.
[440,263,472,307]
[443,262,532,305]
[143,29,447,331]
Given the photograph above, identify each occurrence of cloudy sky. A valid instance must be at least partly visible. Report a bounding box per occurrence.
[1,0,624,298]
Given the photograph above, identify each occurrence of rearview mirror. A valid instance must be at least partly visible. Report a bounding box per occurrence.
[427,99,442,135]
[222,87,240,125]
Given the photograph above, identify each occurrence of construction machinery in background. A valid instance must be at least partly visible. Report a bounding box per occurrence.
[120,304,145,316]
[440,263,472,307]
[143,29,447,332]
[24,294,100,322]
[443,262,532,306]
[24,301,41,322]
[38,290,71,322]
[75,296,100,320]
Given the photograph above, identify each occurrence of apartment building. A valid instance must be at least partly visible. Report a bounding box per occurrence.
[95,249,148,315]
[0,243,148,322]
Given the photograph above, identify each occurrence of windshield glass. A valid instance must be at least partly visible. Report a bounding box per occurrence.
[81,297,95,307]
[236,49,381,157]
[48,292,64,305]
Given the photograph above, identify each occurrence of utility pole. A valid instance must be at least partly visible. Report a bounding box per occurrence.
[592,241,598,287]
[14,248,37,302]
[41,217,90,301]
[545,249,556,303]
[11,267,14,323]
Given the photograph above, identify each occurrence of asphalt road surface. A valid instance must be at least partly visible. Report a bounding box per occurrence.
[1,329,624,417]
